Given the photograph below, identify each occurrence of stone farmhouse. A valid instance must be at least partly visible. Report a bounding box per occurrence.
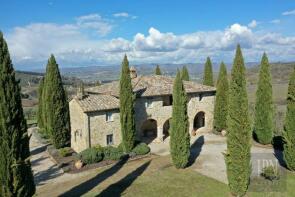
[69,67,216,153]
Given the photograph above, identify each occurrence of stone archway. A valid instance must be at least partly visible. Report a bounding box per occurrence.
[163,118,171,140]
[141,119,157,144]
[193,111,205,131]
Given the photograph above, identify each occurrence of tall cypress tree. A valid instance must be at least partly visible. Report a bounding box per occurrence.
[155,65,162,75]
[224,45,251,196]
[254,53,274,144]
[0,32,35,196]
[119,55,136,152]
[181,66,190,81]
[283,66,295,170]
[37,78,44,130]
[170,70,190,169]
[42,55,70,148]
[203,57,214,86]
[213,62,229,132]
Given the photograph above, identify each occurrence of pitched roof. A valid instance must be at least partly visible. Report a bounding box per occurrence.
[87,75,216,97]
[72,94,119,113]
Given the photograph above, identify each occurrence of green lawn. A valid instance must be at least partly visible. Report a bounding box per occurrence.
[37,155,295,197]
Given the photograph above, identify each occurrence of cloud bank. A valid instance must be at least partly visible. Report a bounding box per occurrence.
[4,14,295,68]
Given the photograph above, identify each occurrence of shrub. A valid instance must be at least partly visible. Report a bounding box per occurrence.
[261,166,280,181]
[59,147,72,157]
[79,147,103,164]
[103,146,124,160]
[93,144,103,151]
[132,143,150,155]
[117,143,124,152]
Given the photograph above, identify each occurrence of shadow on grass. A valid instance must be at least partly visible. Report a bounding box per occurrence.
[96,160,151,197]
[60,156,129,197]
[187,135,204,167]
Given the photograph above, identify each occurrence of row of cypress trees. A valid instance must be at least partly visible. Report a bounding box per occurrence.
[154,60,213,84]
[0,32,35,196]
[37,55,70,149]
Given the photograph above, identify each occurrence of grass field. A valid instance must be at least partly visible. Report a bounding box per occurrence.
[36,155,295,197]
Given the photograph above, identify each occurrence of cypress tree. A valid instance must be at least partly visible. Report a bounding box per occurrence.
[203,57,214,86]
[0,32,35,196]
[213,62,229,132]
[155,65,162,75]
[42,55,70,148]
[254,53,274,144]
[170,70,190,168]
[37,78,44,130]
[224,45,251,196]
[283,66,295,170]
[181,66,190,81]
[119,55,136,152]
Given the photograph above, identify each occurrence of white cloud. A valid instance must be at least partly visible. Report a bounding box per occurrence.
[248,20,258,28]
[282,9,295,15]
[113,12,137,19]
[76,14,113,36]
[133,27,180,52]
[270,19,280,24]
[4,20,295,68]
[113,12,129,17]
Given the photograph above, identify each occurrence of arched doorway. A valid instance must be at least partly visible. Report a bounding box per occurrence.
[163,118,171,140]
[141,119,157,144]
[193,112,205,131]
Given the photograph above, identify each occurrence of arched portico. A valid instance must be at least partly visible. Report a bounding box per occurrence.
[193,111,205,131]
[163,118,171,140]
[141,119,158,144]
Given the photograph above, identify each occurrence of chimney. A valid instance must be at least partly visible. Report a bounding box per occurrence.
[130,66,137,79]
[77,82,85,100]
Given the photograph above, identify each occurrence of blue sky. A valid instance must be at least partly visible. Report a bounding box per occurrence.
[1,0,295,69]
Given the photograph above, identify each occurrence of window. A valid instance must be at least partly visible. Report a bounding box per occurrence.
[145,98,153,108]
[163,95,173,106]
[106,134,113,145]
[106,112,113,122]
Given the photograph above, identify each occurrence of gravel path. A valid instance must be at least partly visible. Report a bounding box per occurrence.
[30,127,283,191]
[150,133,282,184]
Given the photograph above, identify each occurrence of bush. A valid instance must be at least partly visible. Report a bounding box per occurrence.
[261,166,280,181]
[79,147,103,164]
[103,146,124,160]
[117,143,124,152]
[59,147,72,157]
[132,143,150,155]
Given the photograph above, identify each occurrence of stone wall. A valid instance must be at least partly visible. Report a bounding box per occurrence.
[134,92,215,141]
[70,91,215,152]
[69,99,89,153]
[88,109,121,147]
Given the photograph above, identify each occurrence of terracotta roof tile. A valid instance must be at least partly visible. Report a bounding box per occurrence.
[87,75,216,97]
[73,94,119,112]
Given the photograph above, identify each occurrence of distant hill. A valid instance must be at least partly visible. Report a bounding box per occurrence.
[58,62,261,83]
[16,70,82,87]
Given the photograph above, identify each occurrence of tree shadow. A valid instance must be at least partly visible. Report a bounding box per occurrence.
[274,148,286,168]
[96,160,151,197]
[30,144,48,156]
[187,135,204,167]
[60,156,129,197]
[34,165,63,186]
